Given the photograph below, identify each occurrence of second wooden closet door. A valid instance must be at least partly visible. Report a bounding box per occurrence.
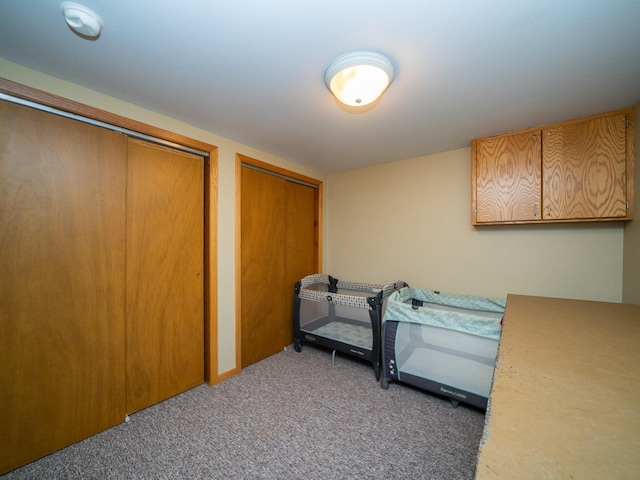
[241,166,317,368]
[125,139,204,413]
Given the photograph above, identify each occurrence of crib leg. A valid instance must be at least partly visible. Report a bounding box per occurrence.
[450,399,459,408]
[332,349,336,365]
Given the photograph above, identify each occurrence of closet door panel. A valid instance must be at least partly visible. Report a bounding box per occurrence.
[0,101,127,474]
[240,167,318,367]
[125,139,204,413]
[240,167,288,367]
[285,180,317,343]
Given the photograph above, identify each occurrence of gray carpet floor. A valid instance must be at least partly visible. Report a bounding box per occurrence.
[2,345,485,479]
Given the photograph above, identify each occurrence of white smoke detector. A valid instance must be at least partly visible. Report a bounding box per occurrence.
[60,2,103,38]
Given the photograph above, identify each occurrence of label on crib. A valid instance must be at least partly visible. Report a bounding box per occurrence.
[440,386,467,400]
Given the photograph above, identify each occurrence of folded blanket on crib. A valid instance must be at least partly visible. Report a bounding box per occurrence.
[384,287,506,340]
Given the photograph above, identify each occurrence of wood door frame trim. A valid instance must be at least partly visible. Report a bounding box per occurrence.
[235,153,323,373]
[0,77,220,386]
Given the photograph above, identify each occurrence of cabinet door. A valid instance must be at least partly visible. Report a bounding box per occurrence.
[125,139,204,414]
[543,113,627,220]
[0,101,127,474]
[473,131,542,223]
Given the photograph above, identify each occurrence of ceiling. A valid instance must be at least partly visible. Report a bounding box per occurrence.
[2,1,640,174]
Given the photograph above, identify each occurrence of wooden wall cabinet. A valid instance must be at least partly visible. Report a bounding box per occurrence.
[472,109,634,225]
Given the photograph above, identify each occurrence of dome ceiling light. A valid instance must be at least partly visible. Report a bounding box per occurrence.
[60,2,103,39]
[324,51,395,107]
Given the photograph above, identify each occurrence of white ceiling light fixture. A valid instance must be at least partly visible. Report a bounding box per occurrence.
[324,51,395,107]
[60,2,103,39]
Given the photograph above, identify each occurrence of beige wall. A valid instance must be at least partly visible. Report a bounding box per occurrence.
[623,101,640,304]
[0,58,325,376]
[325,147,626,303]
[2,57,637,382]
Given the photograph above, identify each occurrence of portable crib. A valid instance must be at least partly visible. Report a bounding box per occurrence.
[381,287,505,409]
[293,274,407,380]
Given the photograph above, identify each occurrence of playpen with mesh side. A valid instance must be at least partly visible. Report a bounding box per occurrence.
[293,274,407,380]
[381,287,505,409]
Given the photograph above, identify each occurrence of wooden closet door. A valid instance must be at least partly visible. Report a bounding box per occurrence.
[125,139,204,413]
[285,181,317,332]
[0,101,127,474]
[241,167,288,367]
[241,167,317,368]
